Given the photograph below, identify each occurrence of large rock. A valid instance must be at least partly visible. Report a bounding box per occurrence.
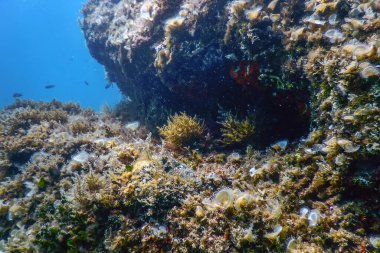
[80,0,379,148]
[80,0,314,145]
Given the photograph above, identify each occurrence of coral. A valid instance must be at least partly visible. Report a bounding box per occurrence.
[159,113,204,148]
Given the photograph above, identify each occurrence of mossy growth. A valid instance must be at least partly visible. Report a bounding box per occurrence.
[218,113,255,146]
[159,113,204,148]
[69,118,95,136]
[37,177,47,190]
[35,203,96,252]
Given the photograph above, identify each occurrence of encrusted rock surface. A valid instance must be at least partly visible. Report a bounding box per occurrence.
[0,0,379,252]
[0,99,378,252]
[80,0,380,147]
[81,0,315,145]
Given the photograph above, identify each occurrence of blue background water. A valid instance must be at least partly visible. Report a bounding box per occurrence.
[0,0,121,111]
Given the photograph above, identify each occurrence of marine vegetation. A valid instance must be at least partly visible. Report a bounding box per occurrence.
[0,0,379,252]
[218,112,255,146]
[0,99,378,252]
[159,113,204,148]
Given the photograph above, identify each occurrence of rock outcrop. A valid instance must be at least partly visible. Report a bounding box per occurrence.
[80,0,379,147]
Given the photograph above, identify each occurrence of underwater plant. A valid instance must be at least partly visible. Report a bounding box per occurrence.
[158,112,204,148]
[218,112,255,146]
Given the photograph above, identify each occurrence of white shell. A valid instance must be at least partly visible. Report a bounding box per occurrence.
[370,235,380,249]
[264,225,283,240]
[308,209,321,227]
[249,167,257,177]
[286,237,297,251]
[72,151,89,163]
[300,206,310,217]
[324,29,345,43]
[214,188,235,208]
[125,121,140,130]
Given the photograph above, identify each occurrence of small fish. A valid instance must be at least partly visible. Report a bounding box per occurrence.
[12,93,23,98]
[84,81,89,86]
[105,82,113,89]
[45,84,55,89]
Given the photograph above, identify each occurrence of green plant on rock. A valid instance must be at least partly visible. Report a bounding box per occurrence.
[159,113,204,148]
[218,113,255,146]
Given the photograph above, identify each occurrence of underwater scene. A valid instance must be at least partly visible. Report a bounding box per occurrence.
[0,0,379,252]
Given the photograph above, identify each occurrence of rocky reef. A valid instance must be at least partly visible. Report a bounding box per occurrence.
[0,98,378,252]
[80,0,380,148]
[80,0,313,146]
[0,0,379,252]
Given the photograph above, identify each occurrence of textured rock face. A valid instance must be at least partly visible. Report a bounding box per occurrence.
[81,0,313,145]
[80,0,379,147]
[0,1,379,252]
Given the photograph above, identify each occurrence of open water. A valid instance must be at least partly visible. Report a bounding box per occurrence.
[0,0,121,110]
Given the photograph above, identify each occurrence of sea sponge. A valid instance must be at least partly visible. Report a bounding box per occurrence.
[159,113,204,148]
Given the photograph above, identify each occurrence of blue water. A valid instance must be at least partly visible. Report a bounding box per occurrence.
[0,0,121,111]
